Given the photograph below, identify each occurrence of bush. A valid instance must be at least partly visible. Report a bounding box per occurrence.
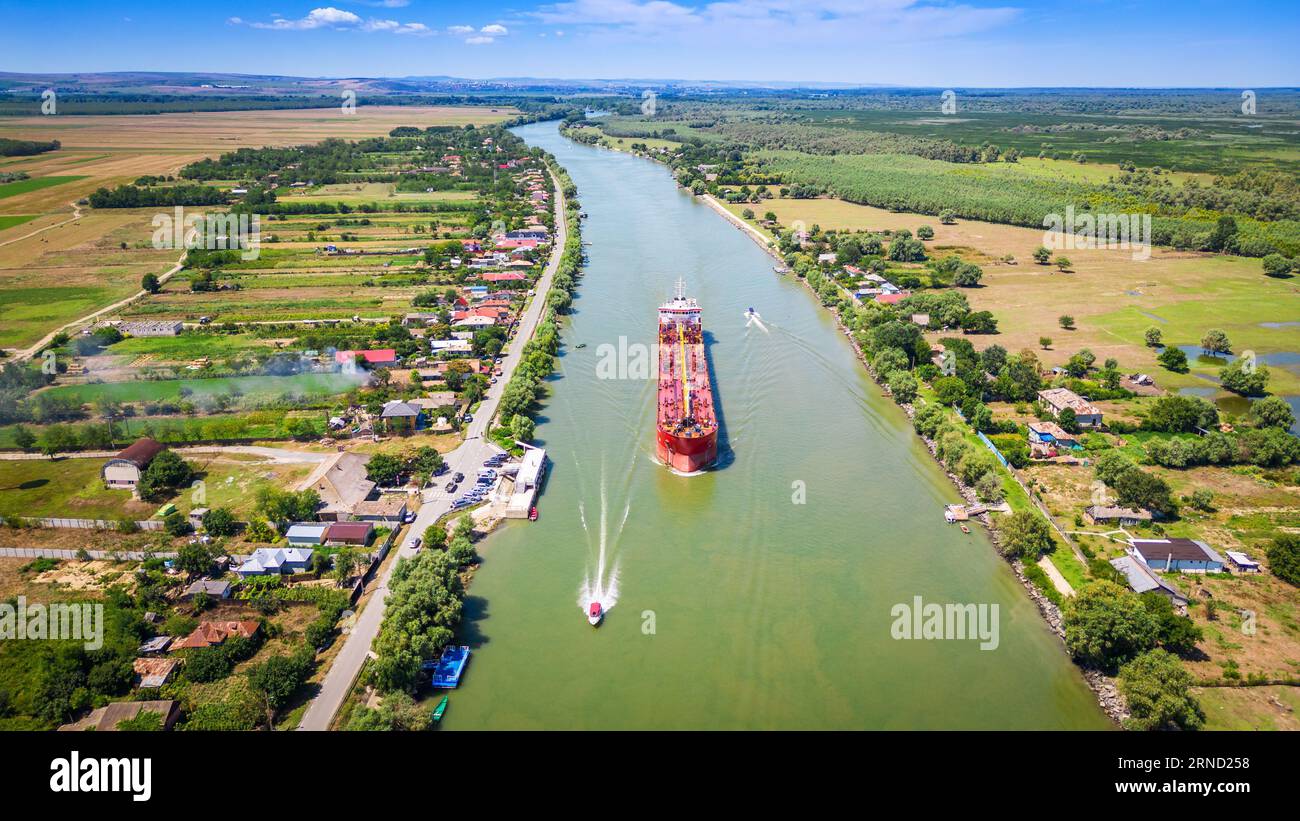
[1063,580,1159,668]
[1118,649,1204,731]
[1266,534,1300,586]
[997,511,1054,561]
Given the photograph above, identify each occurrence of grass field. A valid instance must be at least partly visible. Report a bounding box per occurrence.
[0,175,85,200]
[0,214,37,231]
[41,371,366,405]
[0,453,314,522]
[0,105,513,351]
[726,195,1300,400]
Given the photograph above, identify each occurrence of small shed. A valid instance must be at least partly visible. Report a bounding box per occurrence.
[325,521,374,546]
[285,524,329,546]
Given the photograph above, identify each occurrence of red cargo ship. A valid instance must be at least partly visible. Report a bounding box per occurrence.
[656,279,718,474]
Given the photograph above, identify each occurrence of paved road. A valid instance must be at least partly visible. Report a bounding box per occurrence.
[298,167,568,730]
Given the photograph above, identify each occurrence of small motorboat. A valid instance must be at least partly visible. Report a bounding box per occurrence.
[432,695,448,723]
[960,525,971,534]
[528,506,539,521]
[588,602,603,627]
[574,342,587,349]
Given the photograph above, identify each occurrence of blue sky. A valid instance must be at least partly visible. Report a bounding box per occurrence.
[2,0,1297,86]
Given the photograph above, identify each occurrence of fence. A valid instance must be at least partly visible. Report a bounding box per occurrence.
[0,547,177,560]
[10,516,164,531]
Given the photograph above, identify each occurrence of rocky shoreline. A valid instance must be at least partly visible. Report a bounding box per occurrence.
[701,185,1128,726]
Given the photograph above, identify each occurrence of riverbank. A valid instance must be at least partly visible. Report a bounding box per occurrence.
[433,119,1108,730]
[646,147,1127,726]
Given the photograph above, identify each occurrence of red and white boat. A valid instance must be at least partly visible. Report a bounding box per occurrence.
[587,602,603,627]
[528,506,538,521]
[656,279,718,474]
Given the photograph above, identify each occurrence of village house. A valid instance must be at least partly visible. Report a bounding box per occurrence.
[1037,388,1103,428]
[133,657,180,688]
[285,525,328,547]
[237,545,315,576]
[430,338,473,357]
[180,579,232,601]
[59,700,182,732]
[1129,537,1225,573]
[380,400,422,433]
[297,451,377,521]
[1083,505,1153,527]
[336,348,398,370]
[1027,421,1081,458]
[325,521,374,546]
[102,437,166,492]
[172,620,260,650]
[1109,552,1189,610]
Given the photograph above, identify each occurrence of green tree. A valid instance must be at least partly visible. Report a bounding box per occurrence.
[1219,359,1269,396]
[365,452,405,486]
[141,273,161,293]
[12,425,36,450]
[176,540,214,576]
[1251,396,1296,430]
[139,450,194,499]
[423,523,448,551]
[997,511,1054,561]
[1266,533,1300,586]
[1199,329,1231,355]
[1063,580,1159,668]
[1261,253,1294,278]
[510,414,536,443]
[1156,346,1188,373]
[1118,649,1204,731]
[1032,246,1051,265]
[201,507,237,537]
[1140,592,1203,654]
[247,647,314,727]
[1054,256,1071,272]
[1058,314,1075,330]
[1144,327,1163,347]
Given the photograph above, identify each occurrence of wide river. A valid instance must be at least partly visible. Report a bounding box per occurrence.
[442,120,1109,729]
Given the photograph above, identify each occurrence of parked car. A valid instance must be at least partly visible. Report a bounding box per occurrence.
[453,472,465,483]
[407,537,421,551]
[445,481,457,492]
[463,414,474,423]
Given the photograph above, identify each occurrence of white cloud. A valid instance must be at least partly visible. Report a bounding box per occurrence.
[529,0,1020,42]
[465,36,496,45]
[480,24,509,36]
[447,24,475,35]
[239,6,431,35]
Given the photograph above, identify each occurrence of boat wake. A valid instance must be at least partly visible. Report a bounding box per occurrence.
[744,309,770,333]
[577,464,626,618]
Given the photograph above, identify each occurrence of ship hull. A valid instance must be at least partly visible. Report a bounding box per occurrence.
[655,428,718,474]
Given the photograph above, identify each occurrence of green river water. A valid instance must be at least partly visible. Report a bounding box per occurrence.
[441,121,1109,729]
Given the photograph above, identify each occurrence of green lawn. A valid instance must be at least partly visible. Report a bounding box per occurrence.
[0,285,127,348]
[0,214,38,231]
[0,175,86,200]
[0,458,139,520]
[41,371,365,405]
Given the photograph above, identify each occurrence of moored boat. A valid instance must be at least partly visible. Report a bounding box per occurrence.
[432,695,448,722]
[528,506,539,521]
